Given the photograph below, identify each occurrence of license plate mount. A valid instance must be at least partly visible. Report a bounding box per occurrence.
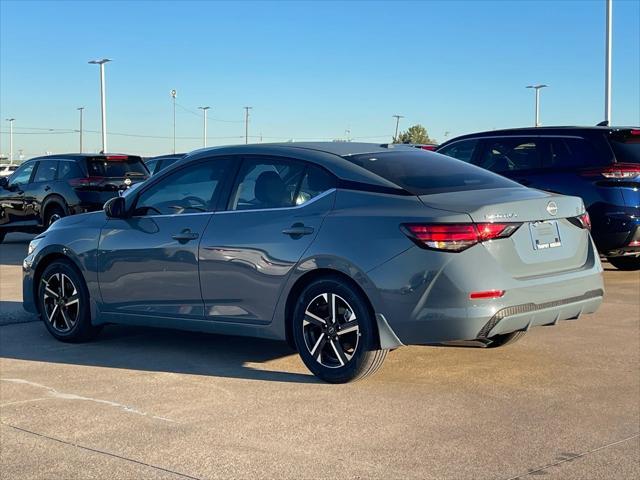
[529,220,562,250]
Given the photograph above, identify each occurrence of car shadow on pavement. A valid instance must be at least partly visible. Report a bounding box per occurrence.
[0,321,319,384]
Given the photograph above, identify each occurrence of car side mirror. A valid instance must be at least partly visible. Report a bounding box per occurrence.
[104,196,127,218]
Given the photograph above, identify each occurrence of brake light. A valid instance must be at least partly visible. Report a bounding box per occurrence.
[581,163,640,179]
[419,145,437,151]
[68,176,104,188]
[470,290,505,299]
[401,223,521,252]
[630,129,640,136]
[578,212,591,230]
[105,155,128,161]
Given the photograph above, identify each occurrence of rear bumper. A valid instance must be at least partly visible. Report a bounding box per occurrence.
[366,238,604,345]
[591,207,640,255]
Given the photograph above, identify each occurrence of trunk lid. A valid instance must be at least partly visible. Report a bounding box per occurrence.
[419,188,592,277]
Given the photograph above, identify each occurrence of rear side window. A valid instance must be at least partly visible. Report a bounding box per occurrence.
[86,156,147,177]
[346,150,519,195]
[609,130,640,164]
[477,138,544,172]
[33,160,58,182]
[58,161,84,180]
[547,137,608,168]
[295,165,336,205]
[230,158,306,211]
[437,139,478,163]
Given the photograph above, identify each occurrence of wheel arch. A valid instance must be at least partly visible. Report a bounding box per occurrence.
[32,250,84,313]
[283,267,386,351]
[41,195,68,223]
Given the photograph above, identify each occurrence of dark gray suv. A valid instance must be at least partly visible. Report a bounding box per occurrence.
[23,143,603,382]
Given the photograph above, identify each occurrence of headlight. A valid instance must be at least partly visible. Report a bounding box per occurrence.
[28,238,43,256]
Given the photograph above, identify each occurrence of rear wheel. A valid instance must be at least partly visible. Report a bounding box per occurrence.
[486,331,526,348]
[607,256,640,271]
[38,259,101,342]
[292,277,388,383]
[44,204,65,227]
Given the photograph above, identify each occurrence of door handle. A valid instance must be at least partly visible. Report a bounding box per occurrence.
[44,186,51,192]
[172,229,200,242]
[282,223,314,237]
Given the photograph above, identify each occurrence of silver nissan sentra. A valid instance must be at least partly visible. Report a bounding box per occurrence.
[23,143,604,383]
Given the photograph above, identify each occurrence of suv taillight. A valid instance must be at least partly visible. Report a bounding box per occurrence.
[580,163,640,179]
[68,176,103,188]
[401,223,521,252]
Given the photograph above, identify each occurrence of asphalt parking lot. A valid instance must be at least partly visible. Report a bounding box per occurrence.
[1,232,638,479]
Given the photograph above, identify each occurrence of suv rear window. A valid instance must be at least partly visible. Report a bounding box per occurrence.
[86,156,148,177]
[609,130,640,164]
[345,150,520,195]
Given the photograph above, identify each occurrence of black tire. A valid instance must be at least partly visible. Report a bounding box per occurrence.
[607,256,640,271]
[37,259,101,343]
[292,276,388,383]
[486,331,527,348]
[44,203,65,228]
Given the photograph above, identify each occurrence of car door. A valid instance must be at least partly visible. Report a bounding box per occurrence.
[199,156,336,324]
[29,159,59,225]
[0,161,36,226]
[98,157,233,318]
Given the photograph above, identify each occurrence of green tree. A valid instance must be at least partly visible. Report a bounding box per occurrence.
[394,124,436,144]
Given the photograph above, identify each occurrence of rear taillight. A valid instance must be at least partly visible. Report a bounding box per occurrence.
[470,290,505,299]
[419,145,437,151]
[401,223,521,252]
[581,163,640,179]
[68,176,103,188]
[577,212,591,230]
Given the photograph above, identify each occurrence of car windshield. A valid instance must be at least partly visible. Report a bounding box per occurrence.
[345,150,520,195]
[86,156,148,177]
[609,131,640,164]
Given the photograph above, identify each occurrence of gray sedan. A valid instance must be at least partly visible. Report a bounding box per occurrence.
[22,143,604,382]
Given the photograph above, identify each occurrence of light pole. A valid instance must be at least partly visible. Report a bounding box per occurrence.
[88,59,111,152]
[244,106,252,144]
[6,118,15,163]
[170,90,177,154]
[526,84,548,127]
[392,114,404,142]
[77,107,84,153]
[604,0,612,125]
[198,106,210,147]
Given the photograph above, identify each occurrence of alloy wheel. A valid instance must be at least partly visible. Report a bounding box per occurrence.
[303,293,360,368]
[42,273,80,332]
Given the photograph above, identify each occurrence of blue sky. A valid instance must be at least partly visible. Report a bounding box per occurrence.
[1,0,639,157]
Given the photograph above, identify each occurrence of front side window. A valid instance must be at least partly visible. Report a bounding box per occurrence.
[135,159,231,216]
[33,160,58,182]
[230,158,306,211]
[438,139,478,163]
[477,138,544,172]
[8,162,35,186]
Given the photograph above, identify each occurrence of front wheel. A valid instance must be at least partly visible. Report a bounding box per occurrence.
[292,277,388,383]
[38,259,101,342]
[607,256,640,271]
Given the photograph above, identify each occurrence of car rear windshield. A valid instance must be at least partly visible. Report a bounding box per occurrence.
[86,156,148,177]
[345,150,520,195]
[609,130,640,164]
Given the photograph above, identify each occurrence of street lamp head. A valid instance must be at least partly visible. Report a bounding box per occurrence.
[170,89,177,99]
[526,84,548,89]
[6,118,15,122]
[88,58,112,65]
[198,106,210,111]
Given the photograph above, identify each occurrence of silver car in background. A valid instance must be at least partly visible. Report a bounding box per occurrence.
[23,143,604,383]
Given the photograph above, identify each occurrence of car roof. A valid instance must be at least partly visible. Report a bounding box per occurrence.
[145,153,187,161]
[182,142,418,191]
[25,153,143,162]
[438,126,640,147]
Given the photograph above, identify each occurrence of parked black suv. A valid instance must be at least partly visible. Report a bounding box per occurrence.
[0,154,149,243]
[437,127,640,270]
